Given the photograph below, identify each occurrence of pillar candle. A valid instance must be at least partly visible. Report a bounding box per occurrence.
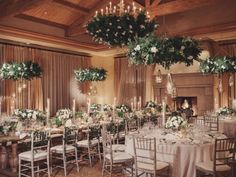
[162,100,166,127]
[139,96,142,109]
[87,98,91,114]
[134,96,137,110]
[46,98,50,125]
[72,99,76,116]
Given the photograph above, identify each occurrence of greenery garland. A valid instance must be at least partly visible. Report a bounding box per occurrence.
[75,67,107,82]
[127,35,202,69]
[200,56,236,74]
[0,61,42,80]
[86,11,157,47]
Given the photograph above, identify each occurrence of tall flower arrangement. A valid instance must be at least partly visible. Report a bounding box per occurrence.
[13,109,46,122]
[0,61,43,80]
[87,11,157,47]
[74,67,107,82]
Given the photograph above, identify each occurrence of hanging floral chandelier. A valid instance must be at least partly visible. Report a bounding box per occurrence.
[86,0,158,47]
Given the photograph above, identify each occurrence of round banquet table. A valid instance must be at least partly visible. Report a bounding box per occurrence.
[219,119,236,138]
[125,127,226,177]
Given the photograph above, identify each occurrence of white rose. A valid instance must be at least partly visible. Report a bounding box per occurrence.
[151,47,158,53]
[134,45,141,51]
[187,56,193,60]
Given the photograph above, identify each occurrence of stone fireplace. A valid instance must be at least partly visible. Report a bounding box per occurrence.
[153,73,214,115]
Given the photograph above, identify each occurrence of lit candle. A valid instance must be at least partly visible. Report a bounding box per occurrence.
[46,98,50,125]
[72,99,76,117]
[101,9,104,15]
[0,96,2,116]
[139,7,142,12]
[134,96,137,110]
[113,97,117,118]
[113,5,116,13]
[133,5,136,14]
[95,10,98,17]
[131,101,134,111]
[106,6,108,15]
[162,99,166,127]
[127,5,130,13]
[109,1,112,13]
[87,98,91,114]
[139,96,142,109]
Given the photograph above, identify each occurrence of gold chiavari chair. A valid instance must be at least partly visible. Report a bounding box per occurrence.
[101,129,134,177]
[76,125,102,167]
[50,127,79,176]
[204,116,219,132]
[18,130,50,177]
[133,137,170,177]
[196,138,236,177]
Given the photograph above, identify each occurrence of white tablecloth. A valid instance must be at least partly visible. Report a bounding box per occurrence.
[219,119,236,138]
[125,127,226,177]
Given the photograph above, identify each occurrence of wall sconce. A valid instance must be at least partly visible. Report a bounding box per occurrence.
[153,65,162,83]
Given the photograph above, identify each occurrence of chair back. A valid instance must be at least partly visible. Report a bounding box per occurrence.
[204,115,219,132]
[101,129,113,163]
[126,118,138,133]
[214,138,236,174]
[30,130,50,159]
[63,127,77,147]
[133,137,157,175]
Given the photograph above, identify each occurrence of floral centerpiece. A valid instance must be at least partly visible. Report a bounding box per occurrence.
[165,115,187,131]
[103,104,113,112]
[0,117,18,135]
[0,61,43,80]
[144,101,157,108]
[200,56,236,74]
[86,11,157,47]
[216,107,235,116]
[127,35,202,69]
[74,67,107,82]
[90,103,101,112]
[52,109,73,127]
[13,109,46,122]
[116,104,131,118]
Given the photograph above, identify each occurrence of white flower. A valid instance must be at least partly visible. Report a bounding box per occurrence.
[180,46,185,50]
[134,45,141,51]
[150,47,158,53]
[187,56,193,60]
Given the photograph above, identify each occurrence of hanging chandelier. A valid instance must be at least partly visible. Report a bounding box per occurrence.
[86,0,158,47]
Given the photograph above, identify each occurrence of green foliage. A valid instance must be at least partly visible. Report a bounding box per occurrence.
[127,35,202,68]
[0,61,42,80]
[200,56,236,74]
[86,11,158,47]
[74,67,107,82]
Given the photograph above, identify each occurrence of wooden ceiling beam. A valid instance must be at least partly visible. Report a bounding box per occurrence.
[151,0,161,7]
[145,0,151,8]
[66,0,120,37]
[0,0,50,19]
[16,14,67,29]
[53,0,89,15]
[148,0,223,18]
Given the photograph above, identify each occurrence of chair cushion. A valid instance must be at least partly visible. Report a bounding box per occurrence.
[137,161,169,172]
[19,150,47,161]
[76,139,98,147]
[105,152,133,163]
[112,144,126,152]
[51,145,75,153]
[196,161,231,173]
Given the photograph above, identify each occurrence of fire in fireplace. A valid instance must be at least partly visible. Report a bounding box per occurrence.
[176,97,197,116]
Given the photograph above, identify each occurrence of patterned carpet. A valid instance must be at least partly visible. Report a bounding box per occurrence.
[52,163,103,177]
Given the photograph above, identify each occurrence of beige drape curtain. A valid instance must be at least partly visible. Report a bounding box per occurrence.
[0,43,91,115]
[114,56,147,106]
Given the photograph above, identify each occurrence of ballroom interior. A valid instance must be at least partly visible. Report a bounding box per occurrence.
[0,0,236,177]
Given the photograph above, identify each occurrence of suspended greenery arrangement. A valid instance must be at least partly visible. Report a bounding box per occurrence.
[200,56,236,74]
[0,61,43,80]
[74,67,107,82]
[86,11,158,47]
[127,35,202,69]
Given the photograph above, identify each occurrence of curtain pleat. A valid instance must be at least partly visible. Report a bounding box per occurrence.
[0,43,91,115]
[114,57,147,107]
